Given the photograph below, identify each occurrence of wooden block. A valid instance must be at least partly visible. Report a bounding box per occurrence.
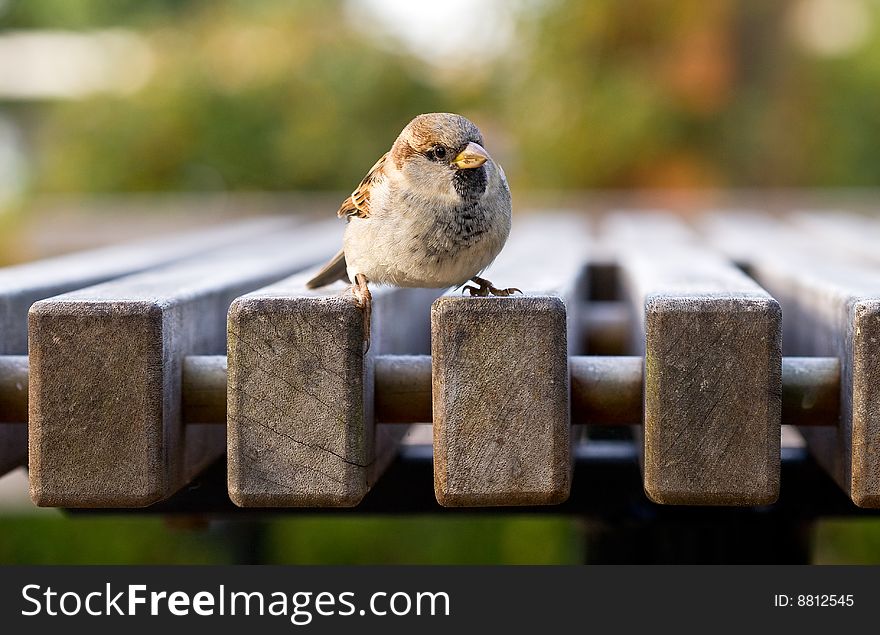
[605,213,781,506]
[0,217,290,476]
[227,275,437,507]
[28,223,339,507]
[432,214,589,506]
[703,212,880,507]
[432,296,570,506]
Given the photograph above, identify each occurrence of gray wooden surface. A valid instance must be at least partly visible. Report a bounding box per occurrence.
[0,217,293,476]
[703,212,880,507]
[227,270,438,507]
[604,212,781,506]
[28,222,339,507]
[432,214,588,506]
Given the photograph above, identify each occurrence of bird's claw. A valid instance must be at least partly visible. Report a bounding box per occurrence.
[488,286,522,297]
[463,277,522,297]
[353,274,372,352]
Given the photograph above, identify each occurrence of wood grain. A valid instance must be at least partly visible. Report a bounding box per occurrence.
[431,214,589,506]
[606,212,781,506]
[28,223,338,507]
[703,212,880,507]
[227,272,437,507]
[0,217,291,476]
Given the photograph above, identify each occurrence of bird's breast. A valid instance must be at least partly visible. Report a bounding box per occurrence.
[343,179,510,288]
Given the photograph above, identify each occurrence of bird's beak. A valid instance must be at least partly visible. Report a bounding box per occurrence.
[452,142,489,169]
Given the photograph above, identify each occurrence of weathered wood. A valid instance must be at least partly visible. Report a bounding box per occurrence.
[1,217,292,355]
[604,212,781,506]
[788,211,880,267]
[703,212,880,507]
[0,217,291,475]
[432,214,589,507]
[227,272,438,507]
[28,222,339,507]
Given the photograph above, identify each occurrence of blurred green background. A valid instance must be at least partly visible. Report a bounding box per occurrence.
[2,0,880,564]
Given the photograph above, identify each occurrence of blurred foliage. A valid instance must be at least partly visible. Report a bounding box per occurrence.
[267,517,581,564]
[813,519,880,564]
[501,0,880,188]
[2,0,880,194]
[0,515,231,564]
[7,0,455,193]
[0,515,582,565]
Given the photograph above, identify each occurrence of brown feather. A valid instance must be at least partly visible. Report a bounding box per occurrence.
[337,152,388,220]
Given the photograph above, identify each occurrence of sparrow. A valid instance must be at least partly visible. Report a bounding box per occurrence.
[306,113,519,336]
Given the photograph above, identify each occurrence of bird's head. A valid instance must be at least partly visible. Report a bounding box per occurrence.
[390,113,494,202]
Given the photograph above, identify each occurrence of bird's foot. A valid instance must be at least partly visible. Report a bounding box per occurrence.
[352,273,372,352]
[463,276,522,297]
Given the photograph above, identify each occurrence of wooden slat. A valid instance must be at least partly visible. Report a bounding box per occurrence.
[227,273,438,507]
[0,217,292,355]
[0,217,291,475]
[604,212,781,506]
[432,213,589,506]
[702,212,880,507]
[788,211,880,267]
[28,222,339,508]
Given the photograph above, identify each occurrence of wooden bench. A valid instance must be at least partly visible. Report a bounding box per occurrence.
[0,209,874,522]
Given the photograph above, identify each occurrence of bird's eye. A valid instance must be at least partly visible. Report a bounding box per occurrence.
[432,145,447,160]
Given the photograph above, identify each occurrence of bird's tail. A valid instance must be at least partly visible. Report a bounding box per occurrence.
[306,249,350,289]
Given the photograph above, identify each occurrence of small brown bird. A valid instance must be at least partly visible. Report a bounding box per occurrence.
[306,113,518,326]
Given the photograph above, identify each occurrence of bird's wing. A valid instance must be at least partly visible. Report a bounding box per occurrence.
[337,152,388,220]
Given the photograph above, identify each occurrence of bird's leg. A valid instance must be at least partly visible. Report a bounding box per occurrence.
[463,275,522,297]
[352,273,372,352]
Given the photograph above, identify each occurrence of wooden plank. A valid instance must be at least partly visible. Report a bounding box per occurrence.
[28,222,339,508]
[227,272,438,507]
[702,212,880,507]
[432,213,589,506]
[604,212,781,506]
[787,211,880,267]
[0,217,292,355]
[0,217,291,476]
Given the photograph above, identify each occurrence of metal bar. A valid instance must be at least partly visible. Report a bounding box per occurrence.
[581,301,630,355]
[0,354,843,427]
[570,356,642,426]
[374,354,431,424]
[182,355,227,424]
[0,356,27,423]
[0,355,28,472]
[781,357,840,429]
